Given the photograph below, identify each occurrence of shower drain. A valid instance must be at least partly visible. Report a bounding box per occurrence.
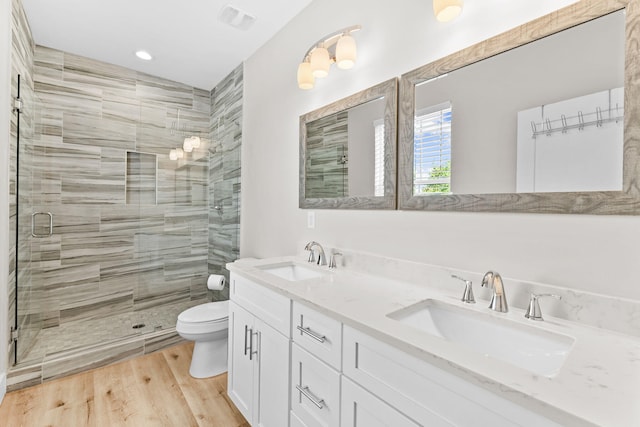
[132,323,146,329]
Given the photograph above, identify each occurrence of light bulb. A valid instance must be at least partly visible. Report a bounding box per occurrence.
[176,148,184,159]
[190,136,201,148]
[433,0,463,22]
[169,149,178,161]
[310,46,331,78]
[297,62,315,90]
[336,34,357,70]
[183,137,193,153]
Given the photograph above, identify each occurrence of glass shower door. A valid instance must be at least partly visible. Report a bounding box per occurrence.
[13,74,44,364]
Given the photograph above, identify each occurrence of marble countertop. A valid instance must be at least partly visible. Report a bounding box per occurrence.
[227,256,640,427]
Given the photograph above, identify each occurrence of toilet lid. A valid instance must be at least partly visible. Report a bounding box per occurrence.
[178,300,229,323]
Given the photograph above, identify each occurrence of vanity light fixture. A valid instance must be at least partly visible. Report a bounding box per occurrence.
[183,136,201,153]
[169,109,203,159]
[433,0,463,22]
[135,50,153,61]
[297,25,361,90]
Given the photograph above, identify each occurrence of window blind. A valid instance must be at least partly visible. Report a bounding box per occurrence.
[414,102,452,194]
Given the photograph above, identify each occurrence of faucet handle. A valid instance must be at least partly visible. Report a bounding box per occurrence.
[328,252,343,269]
[451,274,475,304]
[304,242,316,263]
[524,293,561,321]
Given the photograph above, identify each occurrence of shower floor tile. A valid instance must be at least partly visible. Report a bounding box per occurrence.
[17,298,208,366]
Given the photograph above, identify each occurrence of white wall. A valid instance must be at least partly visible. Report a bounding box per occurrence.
[0,0,11,403]
[241,0,640,302]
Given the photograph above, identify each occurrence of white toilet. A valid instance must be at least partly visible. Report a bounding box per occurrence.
[176,299,229,378]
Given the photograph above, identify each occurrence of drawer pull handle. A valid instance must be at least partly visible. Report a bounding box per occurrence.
[296,326,326,343]
[296,385,325,409]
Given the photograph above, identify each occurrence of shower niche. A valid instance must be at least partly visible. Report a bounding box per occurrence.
[126,151,157,205]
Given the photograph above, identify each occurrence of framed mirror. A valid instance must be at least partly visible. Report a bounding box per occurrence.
[398,0,640,214]
[300,78,398,209]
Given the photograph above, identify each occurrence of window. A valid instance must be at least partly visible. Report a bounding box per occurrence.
[413,102,452,194]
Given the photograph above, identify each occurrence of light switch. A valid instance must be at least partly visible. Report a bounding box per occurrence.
[307,211,315,229]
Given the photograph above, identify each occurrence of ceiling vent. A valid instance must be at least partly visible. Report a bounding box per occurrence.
[219,4,256,31]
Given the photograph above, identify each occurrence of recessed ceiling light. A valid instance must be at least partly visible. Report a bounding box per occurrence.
[135,50,153,61]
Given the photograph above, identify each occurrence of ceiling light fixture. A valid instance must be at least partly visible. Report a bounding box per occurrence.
[297,25,361,90]
[433,0,463,22]
[219,4,256,31]
[135,50,153,61]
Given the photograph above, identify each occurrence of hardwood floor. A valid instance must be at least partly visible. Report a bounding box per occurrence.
[0,342,249,427]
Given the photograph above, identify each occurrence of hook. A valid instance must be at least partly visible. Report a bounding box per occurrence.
[545,118,552,136]
[578,111,585,131]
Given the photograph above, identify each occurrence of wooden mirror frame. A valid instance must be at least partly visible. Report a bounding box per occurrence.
[398,0,640,214]
[300,78,398,209]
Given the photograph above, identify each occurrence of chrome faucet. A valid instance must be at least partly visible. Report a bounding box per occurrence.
[304,241,327,266]
[481,271,508,313]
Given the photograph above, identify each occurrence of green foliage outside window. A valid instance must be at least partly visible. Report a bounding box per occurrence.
[422,161,451,193]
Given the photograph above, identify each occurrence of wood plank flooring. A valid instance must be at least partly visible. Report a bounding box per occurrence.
[0,342,249,427]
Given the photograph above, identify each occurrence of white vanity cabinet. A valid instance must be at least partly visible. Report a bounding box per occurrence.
[228,274,291,427]
[227,268,565,427]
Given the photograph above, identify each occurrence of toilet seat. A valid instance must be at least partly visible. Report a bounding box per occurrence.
[176,300,229,334]
[178,300,229,323]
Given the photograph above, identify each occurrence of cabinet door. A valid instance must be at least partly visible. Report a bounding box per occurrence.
[255,318,291,427]
[341,376,420,427]
[227,301,257,423]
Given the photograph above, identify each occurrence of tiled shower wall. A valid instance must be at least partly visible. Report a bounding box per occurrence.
[29,44,213,340]
[305,112,349,198]
[208,65,242,301]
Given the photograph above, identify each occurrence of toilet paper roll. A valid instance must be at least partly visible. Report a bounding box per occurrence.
[207,274,226,291]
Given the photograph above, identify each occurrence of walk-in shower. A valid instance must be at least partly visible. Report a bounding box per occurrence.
[8,52,242,388]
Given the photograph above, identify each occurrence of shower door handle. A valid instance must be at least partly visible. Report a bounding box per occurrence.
[31,212,53,238]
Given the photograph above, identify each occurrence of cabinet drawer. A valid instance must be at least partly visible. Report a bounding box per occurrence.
[291,344,340,427]
[230,273,291,337]
[292,301,342,369]
[341,376,420,427]
[343,326,561,427]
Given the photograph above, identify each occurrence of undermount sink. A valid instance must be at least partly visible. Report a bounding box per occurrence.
[387,299,574,377]
[259,262,325,282]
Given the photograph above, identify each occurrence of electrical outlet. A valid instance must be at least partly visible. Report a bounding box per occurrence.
[307,211,315,229]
